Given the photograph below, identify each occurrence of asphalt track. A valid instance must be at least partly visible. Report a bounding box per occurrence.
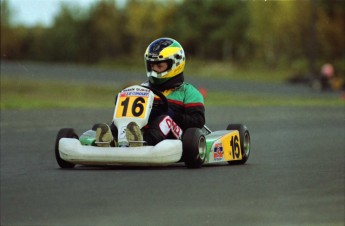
[1,62,344,226]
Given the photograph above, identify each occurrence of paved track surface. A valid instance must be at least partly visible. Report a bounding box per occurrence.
[1,62,344,226]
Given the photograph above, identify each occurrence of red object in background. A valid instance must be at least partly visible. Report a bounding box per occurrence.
[199,87,208,98]
[341,91,345,100]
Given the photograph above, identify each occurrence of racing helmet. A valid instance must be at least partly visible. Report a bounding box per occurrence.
[144,38,186,85]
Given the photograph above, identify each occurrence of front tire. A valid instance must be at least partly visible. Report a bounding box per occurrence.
[226,124,250,165]
[182,128,207,169]
[55,128,78,168]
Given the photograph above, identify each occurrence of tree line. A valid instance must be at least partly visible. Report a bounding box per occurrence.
[1,0,344,73]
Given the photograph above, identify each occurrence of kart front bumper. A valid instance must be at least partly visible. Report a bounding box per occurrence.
[59,138,183,166]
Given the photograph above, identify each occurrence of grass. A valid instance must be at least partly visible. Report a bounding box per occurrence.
[185,60,292,83]
[205,92,344,107]
[100,58,293,83]
[1,78,118,109]
[1,77,344,110]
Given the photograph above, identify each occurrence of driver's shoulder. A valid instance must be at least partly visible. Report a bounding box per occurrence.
[180,82,200,93]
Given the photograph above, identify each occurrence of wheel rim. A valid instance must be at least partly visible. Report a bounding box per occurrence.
[198,136,206,160]
[243,132,250,157]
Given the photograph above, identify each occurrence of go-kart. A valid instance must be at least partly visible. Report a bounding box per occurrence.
[55,85,251,169]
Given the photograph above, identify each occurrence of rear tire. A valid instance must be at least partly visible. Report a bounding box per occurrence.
[226,124,250,165]
[55,128,78,168]
[182,128,207,169]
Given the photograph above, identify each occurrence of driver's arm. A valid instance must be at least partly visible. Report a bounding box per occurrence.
[169,84,205,131]
[172,103,205,130]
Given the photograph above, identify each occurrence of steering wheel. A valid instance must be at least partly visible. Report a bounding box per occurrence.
[140,85,169,114]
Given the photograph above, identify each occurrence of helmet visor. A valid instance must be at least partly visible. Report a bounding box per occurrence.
[146,59,173,75]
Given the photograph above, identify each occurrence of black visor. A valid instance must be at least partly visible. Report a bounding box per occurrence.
[146,59,173,73]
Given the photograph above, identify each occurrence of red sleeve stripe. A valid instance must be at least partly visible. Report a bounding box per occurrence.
[155,97,204,108]
[185,102,204,108]
[169,99,204,108]
[168,99,183,106]
[154,97,184,106]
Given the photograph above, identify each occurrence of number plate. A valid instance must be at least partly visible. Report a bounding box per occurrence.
[222,132,243,161]
[115,89,150,119]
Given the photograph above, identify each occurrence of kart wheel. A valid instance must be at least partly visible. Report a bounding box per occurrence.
[182,128,207,169]
[226,124,250,165]
[55,128,78,168]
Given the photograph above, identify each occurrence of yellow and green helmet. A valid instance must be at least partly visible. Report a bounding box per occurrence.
[144,38,186,85]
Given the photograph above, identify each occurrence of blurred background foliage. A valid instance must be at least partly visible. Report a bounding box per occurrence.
[1,0,344,76]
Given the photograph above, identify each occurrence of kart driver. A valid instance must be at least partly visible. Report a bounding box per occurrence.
[95,37,205,147]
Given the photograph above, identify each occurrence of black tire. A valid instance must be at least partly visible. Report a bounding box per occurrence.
[55,128,78,168]
[226,124,251,165]
[182,128,207,169]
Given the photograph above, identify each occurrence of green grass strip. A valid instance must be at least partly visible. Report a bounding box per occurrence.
[1,78,344,109]
[1,78,118,109]
[205,92,344,107]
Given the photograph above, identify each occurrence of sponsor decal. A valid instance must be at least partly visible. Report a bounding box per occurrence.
[121,87,149,97]
[127,91,149,97]
[158,116,182,139]
[213,143,224,161]
[165,117,182,139]
[159,116,171,136]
